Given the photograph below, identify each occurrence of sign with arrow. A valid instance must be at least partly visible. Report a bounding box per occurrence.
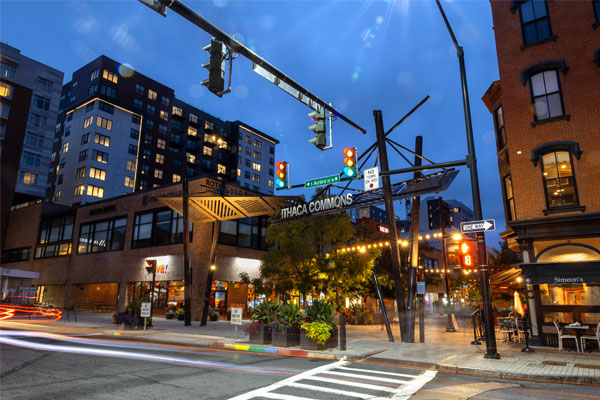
[460,219,496,233]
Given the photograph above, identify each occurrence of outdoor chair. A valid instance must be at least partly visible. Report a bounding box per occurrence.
[514,317,526,343]
[553,320,580,352]
[498,318,514,342]
[580,323,600,352]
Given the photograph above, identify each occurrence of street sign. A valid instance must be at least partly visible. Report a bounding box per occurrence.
[304,174,340,189]
[460,219,496,233]
[364,167,380,191]
[230,307,243,325]
[417,281,426,295]
[140,302,151,317]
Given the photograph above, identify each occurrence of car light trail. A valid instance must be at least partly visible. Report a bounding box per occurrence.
[0,305,62,322]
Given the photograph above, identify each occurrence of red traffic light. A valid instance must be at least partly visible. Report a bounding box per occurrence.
[276,161,286,171]
[343,148,355,158]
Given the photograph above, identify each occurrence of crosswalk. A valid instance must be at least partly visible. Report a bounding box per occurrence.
[229,359,437,400]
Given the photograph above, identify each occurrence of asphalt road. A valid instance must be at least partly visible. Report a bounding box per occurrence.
[1,330,599,400]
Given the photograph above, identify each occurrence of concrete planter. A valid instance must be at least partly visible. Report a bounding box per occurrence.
[272,327,300,347]
[300,326,338,350]
[249,325,272,345]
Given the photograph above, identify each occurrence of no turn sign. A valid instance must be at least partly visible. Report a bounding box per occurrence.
[364,167,380,191]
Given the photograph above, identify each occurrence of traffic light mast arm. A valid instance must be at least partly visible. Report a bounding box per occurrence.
[138,0,366,134]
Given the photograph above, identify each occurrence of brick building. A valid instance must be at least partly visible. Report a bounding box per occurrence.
[482,0,600,345]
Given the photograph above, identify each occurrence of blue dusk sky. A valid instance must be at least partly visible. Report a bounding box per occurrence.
[1,0,505,246]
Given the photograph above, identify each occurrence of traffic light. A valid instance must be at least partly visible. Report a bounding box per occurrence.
[201,39,226,97]
[458,240,475,268]
[308,108,326,150]
[343,147,357,179]
[275,161,289,190]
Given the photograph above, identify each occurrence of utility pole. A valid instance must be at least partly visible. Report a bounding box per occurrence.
[373,110,407,341]
[439,196,455,332]
[407,136,423,343]
[436,0,499,358]
[182,162,192,326]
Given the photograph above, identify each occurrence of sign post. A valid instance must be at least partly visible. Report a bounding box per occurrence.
[364,167,380,191]
[230,307,243,341]
[141,302,151,331]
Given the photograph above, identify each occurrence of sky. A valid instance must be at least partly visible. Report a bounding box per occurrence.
[1,0,504,247]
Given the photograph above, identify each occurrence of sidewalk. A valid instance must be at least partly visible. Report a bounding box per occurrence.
[2,312,599,385]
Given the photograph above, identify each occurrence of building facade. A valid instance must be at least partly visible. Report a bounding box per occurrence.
[0,43,64,249]
[482,0,600,345]
[234,121,278,194]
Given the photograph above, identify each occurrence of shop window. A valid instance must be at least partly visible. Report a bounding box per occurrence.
[78,216,127,254]
[541,151,578,209]
[540,283,600,306]
[132,208,192,248]
[1,247,31,263]
[519,0,552,45]
[35,215,74,258]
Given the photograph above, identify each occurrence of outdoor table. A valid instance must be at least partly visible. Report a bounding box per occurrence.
[564,324,590,352]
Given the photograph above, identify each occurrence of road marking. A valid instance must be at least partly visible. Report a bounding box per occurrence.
[322,370,411,384]
[303,375,397,392]
[438,354,458,363]
[287,382,372,398]
[336,365,420,378]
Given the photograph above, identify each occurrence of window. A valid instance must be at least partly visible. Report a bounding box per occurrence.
[172,106,183,117]
[1,247,31,263]
[541,151,578,208]
[253,139,262,149]
[78,217,127,254]
[189,113,198,123]
[34,76,53,93]
[22,151,41,167]
[33,94,50,110]
[19,171,37,185]
[173,174,181,183]
[88,84,97,95]
[128,144,138,155]
[141,165,150,175]
[25,132,44,147]
[102,69,118,84]
[203,146,213,156]
[0,102,9,119]
[86,102,95,112]
[218,139,227,150]
[29,113,47,129]
[157,139,166,149]
[188,126,198,137]
[246,135,252,144]
[96,116,112,130]
[268,179,274,188]
[35,215,74,258]
[146,119,154,130]
[132,208,190,248]
[174,160,182,170]
[98,101,114,114]
[90,69,99,81]
[205,121,214,131]
[86,184,104,198]
[160,110,168,121]
[519,0,552,45]
[530,70,563,121]
[57,174,64,185]
[244,171,251,179]
[74,184,85,197]
[144,134,153,145]
[136,84,144,95]
[84,116,93,129]
[132,114,141,124]
[154,169,163,179]
[130,128,139,140]
[270,146,275,155]
[62,142,69,153]
[252,162,261,171]
[89,167,106,181]
[60,158,66,170]
[252,174,260,183]
[76,167,86,179]
[146,104,155,115]
[219,216,268,250]
[595,1,600,22]
[54,190,61,202]
[142,149,151,159]
[148,90,157,100]
[79,149,88,162]
[253,150,261,160]
[0,82,12,98]
[92,149,109,163]
[1,62,17,79]
[133,99,143,110]
[161,96,170,106]
[100,85,116,98]
[246,147,252,156]
[81,132,90,145]
[124,176,135,188]
[126,160,136,171]
[94,133,110,147]
[155,153,164,164]
[504,175,516,221]
[218,164,227,175]
[158,125,168,135]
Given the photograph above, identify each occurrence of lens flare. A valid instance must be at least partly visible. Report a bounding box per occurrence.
[118,63,135,78]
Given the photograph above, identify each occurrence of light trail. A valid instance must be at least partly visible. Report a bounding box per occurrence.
[0,304,62,322]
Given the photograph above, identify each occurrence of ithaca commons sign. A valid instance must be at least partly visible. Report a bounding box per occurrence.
[280,193,354,219]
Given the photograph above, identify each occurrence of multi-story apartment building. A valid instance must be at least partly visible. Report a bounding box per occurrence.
[48,55,277,206]
[0,43,63,249]
[482,0,600,346]
[418,197,474,232]
[234,121,278,194]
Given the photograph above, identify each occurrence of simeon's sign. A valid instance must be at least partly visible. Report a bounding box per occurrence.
[280,194,353,219]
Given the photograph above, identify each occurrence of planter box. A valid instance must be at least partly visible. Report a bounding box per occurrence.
[300,327,338,350]
[249,325,272,345]
[272,327,300,347]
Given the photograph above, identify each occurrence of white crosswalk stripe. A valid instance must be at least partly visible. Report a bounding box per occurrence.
[228,359,437,400]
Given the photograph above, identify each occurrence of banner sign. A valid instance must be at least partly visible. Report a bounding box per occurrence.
[280,193,353,219]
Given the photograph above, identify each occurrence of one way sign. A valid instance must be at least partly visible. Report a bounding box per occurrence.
[460,219,496,233]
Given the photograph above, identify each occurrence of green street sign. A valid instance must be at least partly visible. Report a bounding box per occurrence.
[304,174,340,189]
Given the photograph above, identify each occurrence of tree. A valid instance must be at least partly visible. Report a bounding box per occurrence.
[488,241,522,274]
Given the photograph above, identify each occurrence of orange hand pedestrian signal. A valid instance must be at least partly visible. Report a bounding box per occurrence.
[459,241,475,268]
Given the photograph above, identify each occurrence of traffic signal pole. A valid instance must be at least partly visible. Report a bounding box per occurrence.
[407,136,423,343]
[373,110,408,341]
[436,0,499,358]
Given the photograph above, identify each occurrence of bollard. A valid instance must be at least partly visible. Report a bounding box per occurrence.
[471,310,481,345]
[521,313,534,353]
[339,314,347,351]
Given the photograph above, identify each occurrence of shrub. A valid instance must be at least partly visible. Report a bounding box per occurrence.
[252,300,281,325]
[304,300,335,325]
[301,322,332,345]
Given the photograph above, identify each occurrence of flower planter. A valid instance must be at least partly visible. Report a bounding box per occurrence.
[177,314,185,321]
[272,327,300,347]
[300,326,338,350]
[249,325,272,345]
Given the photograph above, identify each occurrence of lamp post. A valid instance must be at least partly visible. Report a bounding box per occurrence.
[182,156,192,326]
[145,259,157,316]
[201,264,216,326]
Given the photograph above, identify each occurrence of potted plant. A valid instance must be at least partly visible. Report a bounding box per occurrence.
[176,308,185,320]
[209,308,219,321]
[272,303,301,347]
[113,297,147,330]
[300,300,337,350]
[245,300,280,344]
[165,308,175,320]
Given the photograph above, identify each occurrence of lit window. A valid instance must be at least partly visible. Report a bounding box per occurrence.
[74,184,84,197]
[20,171,37,185]
[86,184,104,198]
[155,153,164,164]
[154,169,163,179]
[541,151,578,208]
[218,139,228,149]
[187,154,196,164]
[268,179,274,188]
[253,151,261,160]
[494,106,506,149]
[519,0,552,45]
[252,162,261,171]
[504,175,516,221]
[94,133,110,147]
[530,70,564,121]
[160,110,168,121]
[203,147,213,156]
[237,168,241,177]
[0,82,12,98]
[76,167,86,179]
[126,160,136,171]
[102,69,118,84]
[83,116,93,129]
[205,121,214,131]
[124,176,135,188]
[148,90,157,100]
[189,113,198,123]
[188,126,197,137]
[92,150,109,163]
[252,173,260,183]
[1,62,17,79]
[172,106,183,117]
[157,139,166,149]
[253,139,262,149]
[218,164,227,174]
[96,116,113,130]
[89,167,106,181]
[173,174,181,183]
[54,190,62,202]
[62,142,69,153]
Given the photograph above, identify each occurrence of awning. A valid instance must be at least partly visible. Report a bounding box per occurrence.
[490,267,522,286]
[520,262,600,285]
[0,267,40,279]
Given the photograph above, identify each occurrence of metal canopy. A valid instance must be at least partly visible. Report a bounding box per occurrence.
[159,195,300,223]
